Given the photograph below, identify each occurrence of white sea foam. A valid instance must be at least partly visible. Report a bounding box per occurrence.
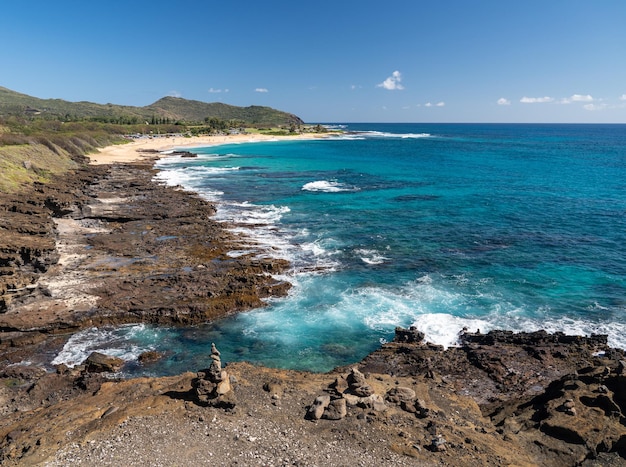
[355,248,389,265]
[360,131,432,139]
[51,324,154,368]
[411,314,493,348]
[153,165,238,195]
[222,203,290,225]
[302,180,357,192]
[408,310,626,351]
[350,275,626,350]
[330,134,366,141]
[512,316,626,351]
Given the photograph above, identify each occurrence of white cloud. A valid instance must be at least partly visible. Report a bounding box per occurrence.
[497,98,511,106]
[208,88,229,93]
[425,102,432,107]
[520,96,554,103]
[167,90,182,98]
[377,70,404,90]
[560,94,593,104]
[255,88,269,93]
[436,102,445,107]
[424,102,445,107]
[620,94,626,101]
[583,103,607,111]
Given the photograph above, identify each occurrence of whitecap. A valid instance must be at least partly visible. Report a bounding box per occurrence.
[302,180,357,192]
[358,131,432,139]
[409,311,626,351]
[355,248,389,265]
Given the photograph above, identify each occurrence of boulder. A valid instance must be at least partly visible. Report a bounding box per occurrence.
[138,350,162,363]
[308,395,330,420]
[347,367,374,397]
[83,352,124,373]
[386,386,416,404]
[394,326,425,343]
[323,398,347,420]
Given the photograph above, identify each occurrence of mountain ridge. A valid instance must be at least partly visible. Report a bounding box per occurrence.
[0,86,304,126]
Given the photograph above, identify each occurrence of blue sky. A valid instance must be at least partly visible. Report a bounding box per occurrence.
[2,0,625,123]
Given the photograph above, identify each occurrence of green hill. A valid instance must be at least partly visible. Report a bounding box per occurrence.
[0,87,145,120]
[0,86,304,127]
[144,96,303,126]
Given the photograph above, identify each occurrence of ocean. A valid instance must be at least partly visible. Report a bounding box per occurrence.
[53,123,626,376]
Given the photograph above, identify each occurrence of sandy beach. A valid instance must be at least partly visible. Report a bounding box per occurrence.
[88,133,329,165]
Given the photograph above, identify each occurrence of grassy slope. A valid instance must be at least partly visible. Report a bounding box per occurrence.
[0,143,81,192]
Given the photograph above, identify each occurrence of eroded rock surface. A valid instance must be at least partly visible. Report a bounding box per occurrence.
[1,160,290,366]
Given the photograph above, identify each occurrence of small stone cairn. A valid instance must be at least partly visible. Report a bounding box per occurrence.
[307,367,386,420]
[307,364,434,424]
[193,343,234,407]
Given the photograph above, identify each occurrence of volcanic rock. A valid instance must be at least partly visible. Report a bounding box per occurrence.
[346,367,374,397]
[322,398,347,420]
[307,395,330,420]
[83,352,124,373]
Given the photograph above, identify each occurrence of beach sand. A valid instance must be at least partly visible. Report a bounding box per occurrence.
[88,133,328,165]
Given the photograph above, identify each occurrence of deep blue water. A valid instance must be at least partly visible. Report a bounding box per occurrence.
[53,123,626,375]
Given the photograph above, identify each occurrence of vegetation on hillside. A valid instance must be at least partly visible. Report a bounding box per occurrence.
[145,96,304,127]
[0,86,303,127]
[0,86,327,193]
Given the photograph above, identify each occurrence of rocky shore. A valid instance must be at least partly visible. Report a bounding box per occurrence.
[1,158,290,360]
[1,159,626,466]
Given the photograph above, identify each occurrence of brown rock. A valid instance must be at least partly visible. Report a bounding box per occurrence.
[347,367,374,397]
[83,352,124,373]
[138,350,162,363]
[386,386,416,404]
[308,395,330,420]
[323,398,347,420]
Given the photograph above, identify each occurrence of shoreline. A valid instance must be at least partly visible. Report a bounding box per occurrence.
[88,132,331,165]
[0,159,292,363]
[1,153,626,464]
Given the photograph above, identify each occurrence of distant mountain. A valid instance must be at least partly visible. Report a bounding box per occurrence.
[0,86,304,127]
[144,96,303,126]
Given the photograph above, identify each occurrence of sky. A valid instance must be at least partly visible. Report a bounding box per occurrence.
[1,0,625,123]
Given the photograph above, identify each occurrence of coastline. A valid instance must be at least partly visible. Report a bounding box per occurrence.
[1,135,626,465]
[88,132,330,165]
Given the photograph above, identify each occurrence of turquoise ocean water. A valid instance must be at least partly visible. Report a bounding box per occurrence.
[53,123,626,375]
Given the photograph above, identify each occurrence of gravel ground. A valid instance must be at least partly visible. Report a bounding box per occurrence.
[46,403,424,467]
